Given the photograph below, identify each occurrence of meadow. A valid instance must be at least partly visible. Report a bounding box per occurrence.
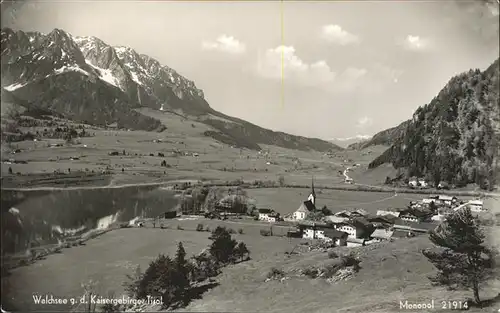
[4,226,299,312]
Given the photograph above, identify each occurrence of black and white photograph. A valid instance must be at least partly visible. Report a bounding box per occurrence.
[1,0,499,312]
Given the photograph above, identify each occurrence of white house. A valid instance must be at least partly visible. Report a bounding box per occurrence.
[400,213,419,223]
[418,179,428,188]
[468,199,484,212]
[408,179,418,188]
[300,223,348,246]
[258,208,279,222]
[335,223,357,238]
[422,198,437,205]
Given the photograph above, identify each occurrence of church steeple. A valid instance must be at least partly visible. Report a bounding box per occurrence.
[308,176,316,204]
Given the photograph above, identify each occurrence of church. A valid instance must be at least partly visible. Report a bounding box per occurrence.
[292,178,317,221]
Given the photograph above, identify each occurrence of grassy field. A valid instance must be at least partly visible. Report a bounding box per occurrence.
[1,109,395,189]
[4,226,299,312]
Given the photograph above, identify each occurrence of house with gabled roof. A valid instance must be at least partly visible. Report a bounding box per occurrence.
[258,208,280,223]
[333,217,374,239]
[297,221,348,246]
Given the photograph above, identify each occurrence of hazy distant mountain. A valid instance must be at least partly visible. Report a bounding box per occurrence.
[369,59,500,190]
[330,135,371,148]
[1,27,343,152]
[347,123,410,150]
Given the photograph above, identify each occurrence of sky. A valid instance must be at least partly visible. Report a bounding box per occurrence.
[2,0,499,140]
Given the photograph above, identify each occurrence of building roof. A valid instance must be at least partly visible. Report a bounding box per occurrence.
[335,210,352,217]
[371,228,394,240]
[347,237,365,244]
[392,229,412,238]
[469,199,483,206]
[323,229,349,239]
[324,215,349,224]
[394,221,438,232]
[369,215,398,224]
[302,200,316,212]
[438,195,456,201]
[376,210,401,218]
[258,208,273,214]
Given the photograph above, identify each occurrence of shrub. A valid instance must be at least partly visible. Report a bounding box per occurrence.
[227,228,235,234]
[328,250,338,259]
[260,229,271,236]
[196,223,205,231]
[302,267,319,279]
[267,267,285,279]
[238,228,244,234]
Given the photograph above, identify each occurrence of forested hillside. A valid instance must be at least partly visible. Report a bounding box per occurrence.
[369,59,500,190]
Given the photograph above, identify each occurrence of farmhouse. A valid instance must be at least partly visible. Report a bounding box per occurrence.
[333,218,373,239]
[437,195,457,206]
[258,208,280,222]
[468,199,484,212]
[298,222,349,246]
[400,212,419,223]
[418,179,428,188]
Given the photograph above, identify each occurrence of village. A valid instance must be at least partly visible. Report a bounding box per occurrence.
[135,178,487,250]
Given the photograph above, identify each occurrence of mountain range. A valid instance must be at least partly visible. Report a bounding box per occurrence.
[329,135,372,148]
[368,58,500,190]
[0,27,342,152]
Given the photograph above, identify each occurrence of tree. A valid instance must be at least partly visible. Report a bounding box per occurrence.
[8,167,13,175]
[190,251,220,282]
[209,226,238,265]
[277,175,285,187]
[234,242,250,262]
[123,265,143,298]
[173,242,190,300]
[422,208,495,307]
[321,205,332,216]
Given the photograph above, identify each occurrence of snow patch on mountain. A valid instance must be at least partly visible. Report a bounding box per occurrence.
[4,82,28,91]
[85,60,120,88]
[54,65,90,76]
[129,70,143,86]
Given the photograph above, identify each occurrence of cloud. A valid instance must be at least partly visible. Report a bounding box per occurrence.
[356,116,374,128]
[401,35,430,51]
[320,24,360,46]
[201,35,246,54]
[255,46,401,94]
[256,45,336,87]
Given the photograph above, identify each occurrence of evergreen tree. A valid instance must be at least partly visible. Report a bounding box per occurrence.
[209,226,238,265]
[422,208,495,307]
[173,242,190,297]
